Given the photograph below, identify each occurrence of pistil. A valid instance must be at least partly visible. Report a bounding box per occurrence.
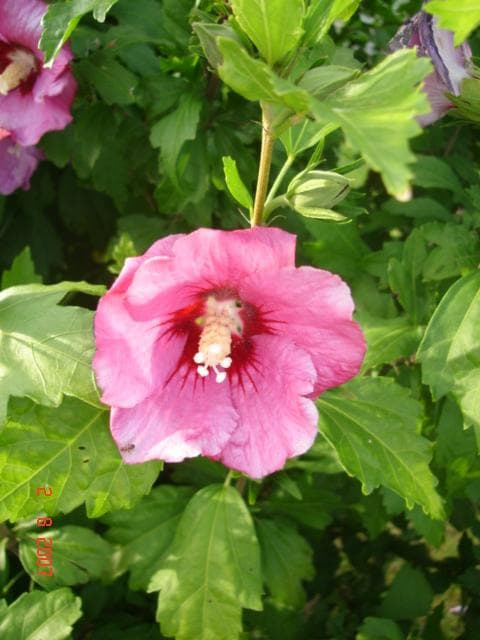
[0,48,37,95]
[193,296,242,383]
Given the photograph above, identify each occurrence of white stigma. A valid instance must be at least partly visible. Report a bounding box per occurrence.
[0,48,37,95]
[193,297,242,383]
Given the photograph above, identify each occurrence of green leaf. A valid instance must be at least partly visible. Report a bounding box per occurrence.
[417,271,480,429]
[76,52,138,105]
[40,0,120,66]
[218,38,310,111]
[304,0,361,45]
[318,377,445,519]
[0,282,104,424]
[413,154,464,199]
[425,0,480,45]
[231,0,304,65]
[0,587,82,640]
[0,397,161,521]
[149,484,262,640]
[356,616,405,640]
[19,525,116,590]
[102,486,193,590]
[0,538,8,592]
[222,156,253,210]
[193,22,243,70]
[312,50,431,198]
[261,482,339,530]
[280,119,333,156]
[377,563,434,620]
[407,505,445,548]
[420,222,480,282]
[150,93,202,183]
[359,314,423,371]
[256,518,314,608]
[299,65,359,99]
[1,247,42,289]
[388,229,429,324]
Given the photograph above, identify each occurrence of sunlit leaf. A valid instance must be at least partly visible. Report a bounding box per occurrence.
[318,377,445,519]
[0,397,161,521]
[149,484,262,640]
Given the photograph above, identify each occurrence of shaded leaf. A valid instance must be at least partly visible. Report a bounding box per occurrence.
[377,564,434,620]
[102,486,193,590]
[150,93,202,183]
[256,518,314,608]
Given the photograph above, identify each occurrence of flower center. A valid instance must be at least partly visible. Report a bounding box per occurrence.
[0,47,38,95]
[193,296,243,383]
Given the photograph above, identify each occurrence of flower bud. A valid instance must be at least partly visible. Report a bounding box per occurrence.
[287,170,351,220]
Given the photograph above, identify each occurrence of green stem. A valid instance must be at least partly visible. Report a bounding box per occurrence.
[265,154,295,205]
[224,470,234,486]
[251,103,275,227]
[263,195,290,220]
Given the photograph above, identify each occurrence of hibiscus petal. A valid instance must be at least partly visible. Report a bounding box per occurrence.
[171,226,296,285]
[0,0,45,51]
[0,138,41,194]
[240,266,365,395]
[124,256,203,320]
[0,69,76,145]
[125,227,296,320]
[93,292,187,408]
[217,335,318,478]
[418,72,455,126]
[111,370,238,463]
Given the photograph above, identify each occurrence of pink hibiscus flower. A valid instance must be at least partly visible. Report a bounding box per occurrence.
[93,228,366,478]
[0,131,42,194]
[0,0,77,146]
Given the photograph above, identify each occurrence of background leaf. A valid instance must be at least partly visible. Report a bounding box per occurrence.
[255,518,314,608]
[102,485,193,590]
[149,484,263,640]
[0,587,82,640]
[417,271,480,429]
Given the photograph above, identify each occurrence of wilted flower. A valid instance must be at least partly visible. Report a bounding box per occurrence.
[0,132,42,194]
[389,11,471,125]
[93,227,365,478]
[0,0,77,146]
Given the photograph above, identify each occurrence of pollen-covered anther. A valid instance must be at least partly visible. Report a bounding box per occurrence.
[0,48,37,95]
[193,297,242,383]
